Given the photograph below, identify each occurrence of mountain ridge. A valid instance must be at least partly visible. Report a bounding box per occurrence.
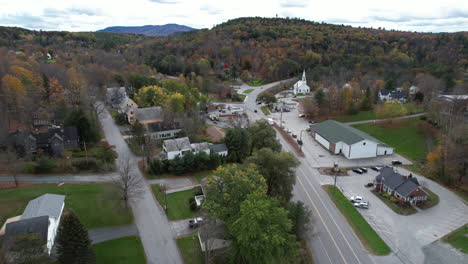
[97,23,196,36]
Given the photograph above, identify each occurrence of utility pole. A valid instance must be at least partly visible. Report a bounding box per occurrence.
[280,107,283,127]
[299,130,305,151]
[333,162,339,187]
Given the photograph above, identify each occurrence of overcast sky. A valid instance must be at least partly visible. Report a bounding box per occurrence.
[0,0,467,33]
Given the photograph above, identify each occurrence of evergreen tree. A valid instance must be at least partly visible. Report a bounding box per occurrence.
[56,211,95,264]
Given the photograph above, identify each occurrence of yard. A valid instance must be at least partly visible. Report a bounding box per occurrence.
[151,184,199,220]
[176,234,205,264]
[0,184,132,229]
[353,117,428,162]
[335,104,424,123]
[324,185,391,255]
[261,106,271,115]
[93,236,145,264]
[444,225,468,254]
[370,191,417,215]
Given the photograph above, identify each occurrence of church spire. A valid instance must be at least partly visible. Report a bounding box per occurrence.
[302,70,306,82]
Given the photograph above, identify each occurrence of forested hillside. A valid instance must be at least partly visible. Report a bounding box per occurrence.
[144,17,467,93]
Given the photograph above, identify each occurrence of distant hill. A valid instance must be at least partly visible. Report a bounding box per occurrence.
[97,24,196,36]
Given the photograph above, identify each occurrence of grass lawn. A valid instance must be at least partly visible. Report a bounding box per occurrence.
[261,106,271,115]
[353,117,428,162]
[176,234,205,264]
[94,236,145,264]
[145,170,215,182]
[336,110,376,123]
[444,225,468,254]
[324,185,391,255]
[418,189,440,209]
[0,184,132,229]
[243,89,254,94]
[151,185,198,220]
[370,191,417,215]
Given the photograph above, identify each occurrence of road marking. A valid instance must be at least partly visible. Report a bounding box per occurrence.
[318,236,334,264]
[297,176,349,264]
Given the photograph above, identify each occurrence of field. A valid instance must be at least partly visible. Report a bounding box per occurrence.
[335,104,424,123]
[353,117,428,162]
[151,185,199,220]
[176,234,205,264]
[93,236,146,264]
[324,185,391,255]
[0,184,132,229]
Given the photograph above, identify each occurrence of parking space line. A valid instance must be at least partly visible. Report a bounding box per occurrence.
[432,222,460,230]
[426,225,449,233]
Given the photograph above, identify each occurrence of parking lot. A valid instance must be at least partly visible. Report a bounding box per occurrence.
[334,168,468,264]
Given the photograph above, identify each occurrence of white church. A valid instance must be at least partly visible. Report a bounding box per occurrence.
[293,70,310,95]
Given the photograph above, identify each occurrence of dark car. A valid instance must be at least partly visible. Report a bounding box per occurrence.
[308,120,316,124]
[352,168,363,174]
[360,167,368,173]
[370,166,380,172]
[292,133,297,138]
[297,139,303,145]
[254,110,257,113]
[257,101,262,105]
[392,160,402,165]
[365,182,374,187]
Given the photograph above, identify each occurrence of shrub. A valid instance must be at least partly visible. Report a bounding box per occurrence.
[72,158,99,172]
[390,196,399,203]
[189,197,198,211]
[35,158,56,173]
[21,162,36,173]
[192,186,203,196]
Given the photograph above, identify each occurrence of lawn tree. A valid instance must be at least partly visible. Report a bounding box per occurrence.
[246,148,299,205]
[248,119,281,153]
[223,128,251,162]
[230,193,298,263]
[288,201,312,241]
[56,211,95,264]
[114,156,145,208]
[1,233,54,264]
[199,213,226,264]
[204,164,267,222]
[0,146,19,187]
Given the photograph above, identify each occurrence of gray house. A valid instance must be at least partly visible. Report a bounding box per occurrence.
[147,121,181,140]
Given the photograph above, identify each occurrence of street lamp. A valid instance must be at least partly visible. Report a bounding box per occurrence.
[333,162,339,187]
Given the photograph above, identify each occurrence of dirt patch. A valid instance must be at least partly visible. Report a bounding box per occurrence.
[318,167,349,176]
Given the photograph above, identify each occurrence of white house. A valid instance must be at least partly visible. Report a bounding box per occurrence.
[378,89,407,103]
[293,70,310,95]
[147,121,181,140]
[4,194,65,255]
[162,138,229,160]
[310,120,393,159]
[163,137,192,160]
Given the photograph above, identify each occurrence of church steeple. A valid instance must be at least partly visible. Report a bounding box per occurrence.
[302,70,306,82]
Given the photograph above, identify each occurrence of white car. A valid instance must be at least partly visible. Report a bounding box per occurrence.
[298,114,305,118]
[350,196,363,203]
[354,201,369,209]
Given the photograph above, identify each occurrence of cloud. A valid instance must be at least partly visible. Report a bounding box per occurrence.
[148,0,178,4]
[43,7,102,18]
[200,5,222,15]
[0,13,47,29]
[279,0,308,8]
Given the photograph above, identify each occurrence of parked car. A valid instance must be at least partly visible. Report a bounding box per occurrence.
[188,217,204,228]
[360,167,368,173]
[254,110,257,113]
[370,166,380,172]
[365,182,374,187]
[306,127,311,132]
[392,160,402,165]
[354,201,369,209]
[350,196,363,203]
[308,120,316,124]
[298,114,305,118]
[352,168,363,174]
[257,101,262,105]
[297,139,303,145]
[287,129,292,134]
[292,133,297,138]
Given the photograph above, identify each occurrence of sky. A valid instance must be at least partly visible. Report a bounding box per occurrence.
[0,0,467,33]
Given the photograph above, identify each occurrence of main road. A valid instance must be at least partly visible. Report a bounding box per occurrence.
[242,81,396,264]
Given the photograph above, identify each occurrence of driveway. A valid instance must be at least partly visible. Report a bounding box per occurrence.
[89,224,139,244]
[170,219,200,238]
[147,176,198,191]
[335,168,468,264]
[97,102,183,264]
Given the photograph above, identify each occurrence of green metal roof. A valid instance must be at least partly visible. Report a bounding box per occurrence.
[311,120,386,145]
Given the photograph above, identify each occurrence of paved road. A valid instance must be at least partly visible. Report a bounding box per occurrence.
[344,113,426,125]
[89,224,139,244]
[0,174,116,183]
[97,102,183,264]
[242,81,395,264]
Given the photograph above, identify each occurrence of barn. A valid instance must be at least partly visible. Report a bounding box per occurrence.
[310,120,394,159]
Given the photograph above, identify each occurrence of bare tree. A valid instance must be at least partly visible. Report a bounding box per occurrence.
[113,156,145,208]
[199,213,227,264]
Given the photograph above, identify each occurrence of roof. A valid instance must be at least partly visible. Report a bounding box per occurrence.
[163,137,191,152]
[147,121,181,133]
[4,216,49,244]
[376,167,427,197]
[63,126,79,141]
[379,89,392,96]
[135,107,163,122]
[21,194,65,220]
[191,142,210,152]
[311,120,386,145]
[209,143,228,153]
